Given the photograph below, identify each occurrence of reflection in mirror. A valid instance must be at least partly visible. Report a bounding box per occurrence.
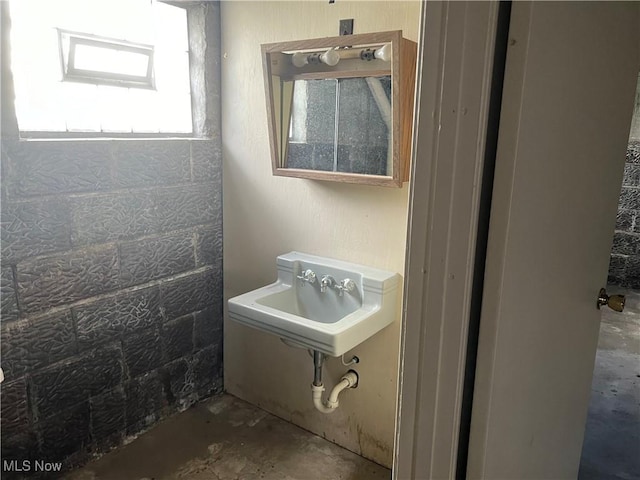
[287,79,337,171]
[284,76,392,175]
[337,77,391,175]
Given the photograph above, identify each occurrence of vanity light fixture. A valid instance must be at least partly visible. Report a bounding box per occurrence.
[320,48,340,66]
[290,44,392,68]
[360,43,391,62]
[291,47,340,67]
[291,52,309,67]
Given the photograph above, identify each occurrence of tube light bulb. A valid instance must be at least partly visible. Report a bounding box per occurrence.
[374,44,391,62]
[320,48,340,66]
[292,52,309,68]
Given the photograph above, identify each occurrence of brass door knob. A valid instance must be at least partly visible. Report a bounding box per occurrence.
[597,288,625,312]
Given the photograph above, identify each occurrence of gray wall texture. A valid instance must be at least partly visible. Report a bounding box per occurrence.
[609,77,640,289]
[0,3,223,475]
[609,141,640,288]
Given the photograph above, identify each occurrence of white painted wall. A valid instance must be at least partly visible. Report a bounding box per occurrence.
[221,1,420,467]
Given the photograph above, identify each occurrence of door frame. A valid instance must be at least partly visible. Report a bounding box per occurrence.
[396,1,640,478]
[466,2,640,478]
[394,1,502,478]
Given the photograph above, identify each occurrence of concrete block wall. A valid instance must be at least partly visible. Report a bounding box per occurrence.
[0,3,223,474]
[608,143,640,288]
[0,137,223,471]
[609,76,640,289]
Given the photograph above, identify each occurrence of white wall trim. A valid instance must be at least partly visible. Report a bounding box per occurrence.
[394,2,500,478]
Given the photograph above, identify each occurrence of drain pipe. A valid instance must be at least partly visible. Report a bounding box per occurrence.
[311,350,359,414]
[313,350,324,386]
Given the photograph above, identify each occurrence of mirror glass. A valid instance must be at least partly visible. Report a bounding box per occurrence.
[280,76,392,175]
[337,76,391,175]
[279,75,393,175]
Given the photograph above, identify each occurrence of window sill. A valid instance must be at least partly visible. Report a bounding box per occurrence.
[18,131,199,141]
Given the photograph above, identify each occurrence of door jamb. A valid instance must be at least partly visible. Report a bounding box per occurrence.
[393,2,501,478]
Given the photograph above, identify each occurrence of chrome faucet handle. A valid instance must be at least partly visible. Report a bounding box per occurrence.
[320,275,335,293]
[336,278,356,296]
[341,278,356,292]
[297,269,316,286]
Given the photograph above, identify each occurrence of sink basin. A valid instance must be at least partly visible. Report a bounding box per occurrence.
[228,252,400,356]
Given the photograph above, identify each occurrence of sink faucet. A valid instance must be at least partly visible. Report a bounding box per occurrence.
[335,278,356,297]
[320,275,335,293]
[297,269,316,286]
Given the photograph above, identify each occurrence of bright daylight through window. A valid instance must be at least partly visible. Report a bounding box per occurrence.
[9,0,192,134]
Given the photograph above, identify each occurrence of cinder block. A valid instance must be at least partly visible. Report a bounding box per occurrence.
[37,401,90,462]
[0,377,30,439]
[623,163,640,187]
[124,370,165,433]
[70,192,157,246]
[1,199,72,262]
[73,286,161,349]
[6,141,112,197]
[31,345,123,421]
[627,141,640,163]
[190,344,222,396]
[623,256,640,289]
[123,327,163,377]
[194,307,222,350]
[160,268,218,321]
[607,254,627,286]
[286,143,314,169]
[1,267,18,323]
[89,387,126,444]
[0,321,29,378]
[163,357,195,407]
[312,143,335,171]
[615,210,634,232]
[17,245,120,314]
[162,314,194,362]
[618,186,640,211]
[0,313,72,378]
[191,139,222,182]
[19,311,77,371]
[119,232,195,287]
[154,185,218,231]
[195,225,222,268]
[113,140,190,188]
[611,231,640,256]
[0,431,39,465]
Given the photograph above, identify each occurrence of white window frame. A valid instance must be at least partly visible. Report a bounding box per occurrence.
[58,29,155,90]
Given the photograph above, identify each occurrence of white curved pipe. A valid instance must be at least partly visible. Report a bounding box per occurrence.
[312,384,335,414]
[311,371,358,414]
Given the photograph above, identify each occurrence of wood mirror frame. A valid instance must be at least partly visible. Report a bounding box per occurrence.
[262,31,417,187]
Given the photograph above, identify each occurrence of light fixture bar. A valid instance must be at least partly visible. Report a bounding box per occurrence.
[290,44,391,68]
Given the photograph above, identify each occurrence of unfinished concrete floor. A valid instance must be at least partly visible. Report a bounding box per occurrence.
[65,394,390,480]
[579,288,640,480]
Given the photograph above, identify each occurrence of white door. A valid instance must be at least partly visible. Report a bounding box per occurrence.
[468,2,640,479]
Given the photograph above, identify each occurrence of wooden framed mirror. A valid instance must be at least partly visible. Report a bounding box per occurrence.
[262,31,417,187]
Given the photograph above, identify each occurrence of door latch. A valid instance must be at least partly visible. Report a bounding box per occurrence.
[597,288,625,312]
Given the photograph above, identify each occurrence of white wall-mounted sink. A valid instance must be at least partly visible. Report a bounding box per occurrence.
[227,251,400,356]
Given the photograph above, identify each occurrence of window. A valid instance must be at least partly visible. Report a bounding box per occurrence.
[58,30,155,90]
[9,0,193,134]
